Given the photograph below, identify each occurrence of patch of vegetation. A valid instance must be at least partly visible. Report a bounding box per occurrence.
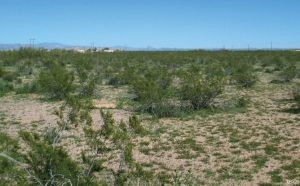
[229,61,257,88]
[38,63,75,100]
[251,155,269,170]
[264,144,279,155]
[293,84,300,108]
[179,65,225,110]
[1,49,300,185]
[0,81,14,97]
[15,81,39,94]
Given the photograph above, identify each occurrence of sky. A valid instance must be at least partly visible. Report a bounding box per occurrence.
[0,0,299,49]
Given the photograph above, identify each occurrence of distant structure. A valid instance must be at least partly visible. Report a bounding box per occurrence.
[67,47,121,53]
[102,48,116,53]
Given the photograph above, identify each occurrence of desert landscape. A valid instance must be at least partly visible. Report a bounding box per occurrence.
[1,49,300,185]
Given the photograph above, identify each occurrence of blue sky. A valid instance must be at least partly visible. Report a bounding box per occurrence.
[0,0,299,48]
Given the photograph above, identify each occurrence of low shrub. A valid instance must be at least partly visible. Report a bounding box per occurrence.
[0,81,14,97]
[19,131,93,185]
[108,64,143,86]
[229,61,257,88]
[279,62,297,82]
[15,81,39,94]
[0,133,28,186]
[2,72,18,82]
[79,78,96,98]
[131,67,178,117]
[235,95,250,108]
[128,115,147,135]
[37,63,75,99]
[0,67,5,77]
[272,57,285,71]
[179,67,225,110]
[293,84,300,108]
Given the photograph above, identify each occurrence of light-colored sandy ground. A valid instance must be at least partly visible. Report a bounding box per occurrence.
[1,73,300,185]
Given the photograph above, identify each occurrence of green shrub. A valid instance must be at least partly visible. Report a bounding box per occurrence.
[280,62,297,82]
[100,110,115,137]
[0,81,14,97]
[131,67,178,117]
[80,78,96,98]
[0,133,29,186]
[204,61,226,79]
[128,115,147,135]
[272,57,285,71]
[108,64,142,86]
[293,84,300,108]
[38,63,75,99]
[179,67,225,110]
[230,62,257,88]
[15,81,39,94]
[0,67,5,77]
[19,131,93,185]
[2,72,18,82]
[235,96,250,108]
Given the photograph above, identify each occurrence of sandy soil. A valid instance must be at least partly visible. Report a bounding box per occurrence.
[1,73,300,185]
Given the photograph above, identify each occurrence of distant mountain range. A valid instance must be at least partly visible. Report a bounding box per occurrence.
[0,43,298,51]
[0,43,84,50]
[0,42,194,51]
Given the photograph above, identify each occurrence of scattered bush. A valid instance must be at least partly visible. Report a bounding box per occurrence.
[128,115,147,135]
[293,84,300,108]
[235,95,250,108]
[272,57,285,71]
[0,133,28,186]
[0,81,14,97]
[108,64,141,86]
[15,81,39,94]
[179,67,225,110]
[38,63,75,99]
[19,131,94,185]
[279,62,297,82]
[0,67,5,78]
[79,78,96,98]
[2,72,18,82]
[229,62,257,88]
[132,67,178,117]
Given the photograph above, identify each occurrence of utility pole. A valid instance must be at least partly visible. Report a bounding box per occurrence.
[271,42,273,51]
[29,38,35,48]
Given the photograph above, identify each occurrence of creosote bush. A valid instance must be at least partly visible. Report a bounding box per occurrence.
[15,81,39,94]
[280,62,297,82]
[129,115,147,136]
[0,133,28,186]
[293,84,300,108]
[229,61,257,88]
[38,63,75,99]
[179,66,225,110]
[0,81,14,97]
[19,131,84,185]
[132,67,179,117]
[0,67,5,77]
